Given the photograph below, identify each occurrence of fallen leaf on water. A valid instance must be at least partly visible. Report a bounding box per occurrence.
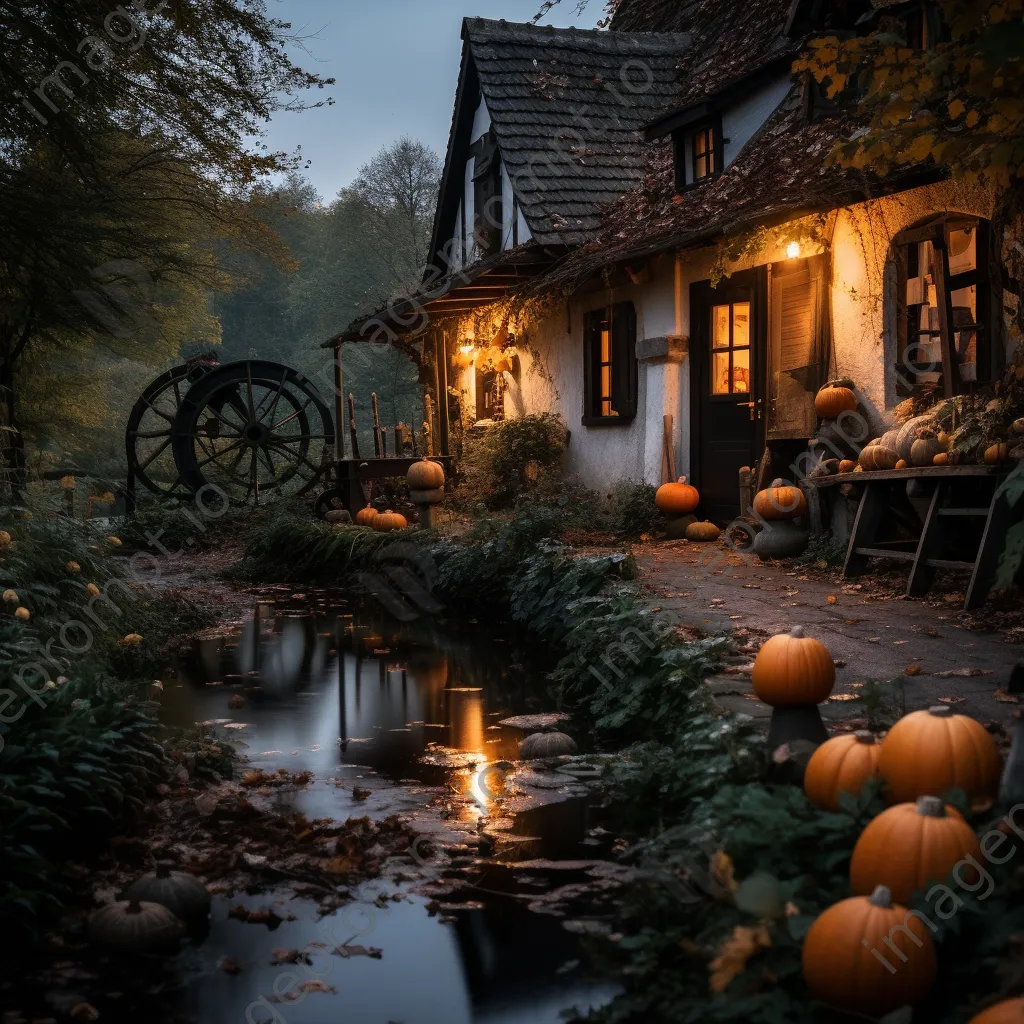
[218,956,243,975]
[827,595,838,605]
[271,948,311,965]
[352,787,372,801]
[866,637,881,643]
[333,944,383,959]
[843,618,861,625]
[709,925,772,994]
[937,696,966,705]
[994,689,1020,703]
[933,668,992,678]
[904,664,922,677]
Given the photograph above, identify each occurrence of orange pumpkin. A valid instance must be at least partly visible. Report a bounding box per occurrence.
[655,476,699,516]
[895,459,908,470]
[838,459,856,473]
[969,998,1024,1023]
[878,705,1002,806]
[752,478,807,520]
[814,384,858,419]
[355,506,377,527]
[850,795,982,904]
[372,510,408,532]
[802,885,936,1017]
[933,452,950,466]
[984,443,1010,464]
[859,444,899,471]
[805,730,881,811]
[751,626,835,707]
[685,521,720,542]
[407,458,445,490]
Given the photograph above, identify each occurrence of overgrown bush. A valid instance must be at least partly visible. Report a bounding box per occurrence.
[607,480,665,538]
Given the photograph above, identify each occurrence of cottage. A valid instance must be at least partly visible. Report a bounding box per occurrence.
[329,0,1019,573]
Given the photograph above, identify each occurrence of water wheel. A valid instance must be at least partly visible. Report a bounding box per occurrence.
[169,360,335,505]
[125,360,217,498]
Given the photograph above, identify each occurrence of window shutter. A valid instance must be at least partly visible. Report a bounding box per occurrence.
[611,302,638,419]
[767,254,830,440]
[583,310,602,418]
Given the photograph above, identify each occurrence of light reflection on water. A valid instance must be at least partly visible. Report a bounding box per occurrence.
[165,595,617,1024]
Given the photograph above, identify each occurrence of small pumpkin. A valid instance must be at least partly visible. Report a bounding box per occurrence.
[1011,417,1024,436]
[802,885,936,1016]
[933,452,950,466]
[0,530,11,549]
[106,535,122,547]
[850,796,982,904]
[119,633,143,647]
[122,864,212,923]
[88,899,185,953]
[814,384,857,419]
[878,705,1002,806]
[752,626,835,707]
[518,730,578,759]
[685,521,720,542]
[838,459,856,473]
[372,510,408,533]
[3,588,18,603]
[937,430,954,449]
[753,478,807,520]
[895,459,908,470]
[984,442,1010,464]
[407,458,445,491]
[969,998,1024,1023]
[805,731,881,811]
[655,476,700,516]
[911,437,944,467]
[14,606,30,622]
[355,506,377,527]
[66,560,81,574]
[86,583,101,598]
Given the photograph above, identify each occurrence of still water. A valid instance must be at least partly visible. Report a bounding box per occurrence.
[163,589,618,1024]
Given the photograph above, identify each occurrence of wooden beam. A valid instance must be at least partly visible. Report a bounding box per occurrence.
[933,237,960,397]
[438,330,451,458]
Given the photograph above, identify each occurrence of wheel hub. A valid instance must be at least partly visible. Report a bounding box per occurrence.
[243,421,270,446]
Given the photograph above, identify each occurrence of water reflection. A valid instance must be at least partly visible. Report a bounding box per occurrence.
[165,595,616,1024]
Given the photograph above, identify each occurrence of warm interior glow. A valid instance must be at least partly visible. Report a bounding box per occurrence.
[460,342,474,355]
[786,241,801,259]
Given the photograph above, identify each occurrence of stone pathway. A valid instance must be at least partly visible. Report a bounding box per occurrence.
[635,539,1022,731]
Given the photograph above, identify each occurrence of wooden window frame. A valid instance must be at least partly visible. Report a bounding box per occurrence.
[672,117,723,193]
[582,302,638,426]
[893,216,996,398]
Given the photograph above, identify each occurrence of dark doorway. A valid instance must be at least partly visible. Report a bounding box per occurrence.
[690,268,767,524]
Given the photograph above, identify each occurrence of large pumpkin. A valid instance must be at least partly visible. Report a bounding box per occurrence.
[407,458,445,490]
[850,796,982,904]
[655,476,699,516]
[878,705,1002,806]
[88,899,185,953]
[895,415,935,462]
[752,521,809,560]
[753,478,807,520]
[752,626,835,707]
[372,510,408,533]
[355,506,377,527]
[814,384,858,419]
[859,443,899,471]
[802,885,936,1016]
[969,998,1024,1023]
[122,864,211,923]
[911,437,944,467]
[805,730,881,811]
[519,731,578,758]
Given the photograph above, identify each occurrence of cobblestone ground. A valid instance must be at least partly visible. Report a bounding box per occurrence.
[635,539,1022,732]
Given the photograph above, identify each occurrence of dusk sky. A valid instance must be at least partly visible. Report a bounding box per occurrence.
[265,0,602,201]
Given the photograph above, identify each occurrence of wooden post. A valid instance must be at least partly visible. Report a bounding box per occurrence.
[347,393,360,460]
[933,237,961,398]
[333,343,345,461]
[371,393,382,457]
[438,331,451,458]
[423,392,434,457]
[739,466,753,516]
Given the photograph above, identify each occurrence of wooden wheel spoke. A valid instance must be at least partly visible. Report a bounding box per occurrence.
[265,440,319,478]
[196,439,245,470]
[272,395,314,431]
[138,437,172,471]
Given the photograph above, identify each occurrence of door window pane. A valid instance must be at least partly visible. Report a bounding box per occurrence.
[712,305,730,348]
[732,302,750,347]
[733,348,750,392]
[712,351,731,394]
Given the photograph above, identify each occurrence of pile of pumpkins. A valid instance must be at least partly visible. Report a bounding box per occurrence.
[750,478,809,561]
[88,863,211,954]
[352,457,448,532]
[355,506,408,532]
[654,476,721,542]
[800,703,1005,1015]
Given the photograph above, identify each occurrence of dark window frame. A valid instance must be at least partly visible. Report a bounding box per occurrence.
[582,301,638,426]
[671,117,724,193]
[892,215,997,397]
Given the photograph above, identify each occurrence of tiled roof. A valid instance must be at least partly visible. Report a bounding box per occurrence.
[462,18,693,247]
[535,88,932,292]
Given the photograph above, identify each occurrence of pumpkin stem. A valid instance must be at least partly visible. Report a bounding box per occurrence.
[790,625,805,638]
[677,476,687,484]
[928,705,953,718]
[916,795,946,818]
[853,730,875,744]
[868,885,893,909]
[155,862,172,879]
[126,900,143,913]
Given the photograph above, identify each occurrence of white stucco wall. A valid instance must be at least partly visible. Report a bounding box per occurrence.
[501,162,516,249]
[470,95,491,144]
[463,157,475,262]
[722,75,793,167]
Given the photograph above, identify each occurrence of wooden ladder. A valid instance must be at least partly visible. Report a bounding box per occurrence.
[842,469,1012,610]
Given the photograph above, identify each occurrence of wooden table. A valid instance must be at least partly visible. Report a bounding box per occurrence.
[816,465,1013,609]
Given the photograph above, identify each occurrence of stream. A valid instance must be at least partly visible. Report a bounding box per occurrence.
[159,587,619,1024]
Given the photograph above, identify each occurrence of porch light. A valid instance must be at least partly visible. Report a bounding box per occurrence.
[786,241,801,259]
[459,341,475,355]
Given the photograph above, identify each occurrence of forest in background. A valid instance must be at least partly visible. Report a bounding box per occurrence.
[14,137,440,483]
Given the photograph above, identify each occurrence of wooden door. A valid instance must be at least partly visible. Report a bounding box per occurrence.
[690,269,766,524]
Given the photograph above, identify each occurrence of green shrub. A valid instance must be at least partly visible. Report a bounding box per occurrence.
[608,480,665,538]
